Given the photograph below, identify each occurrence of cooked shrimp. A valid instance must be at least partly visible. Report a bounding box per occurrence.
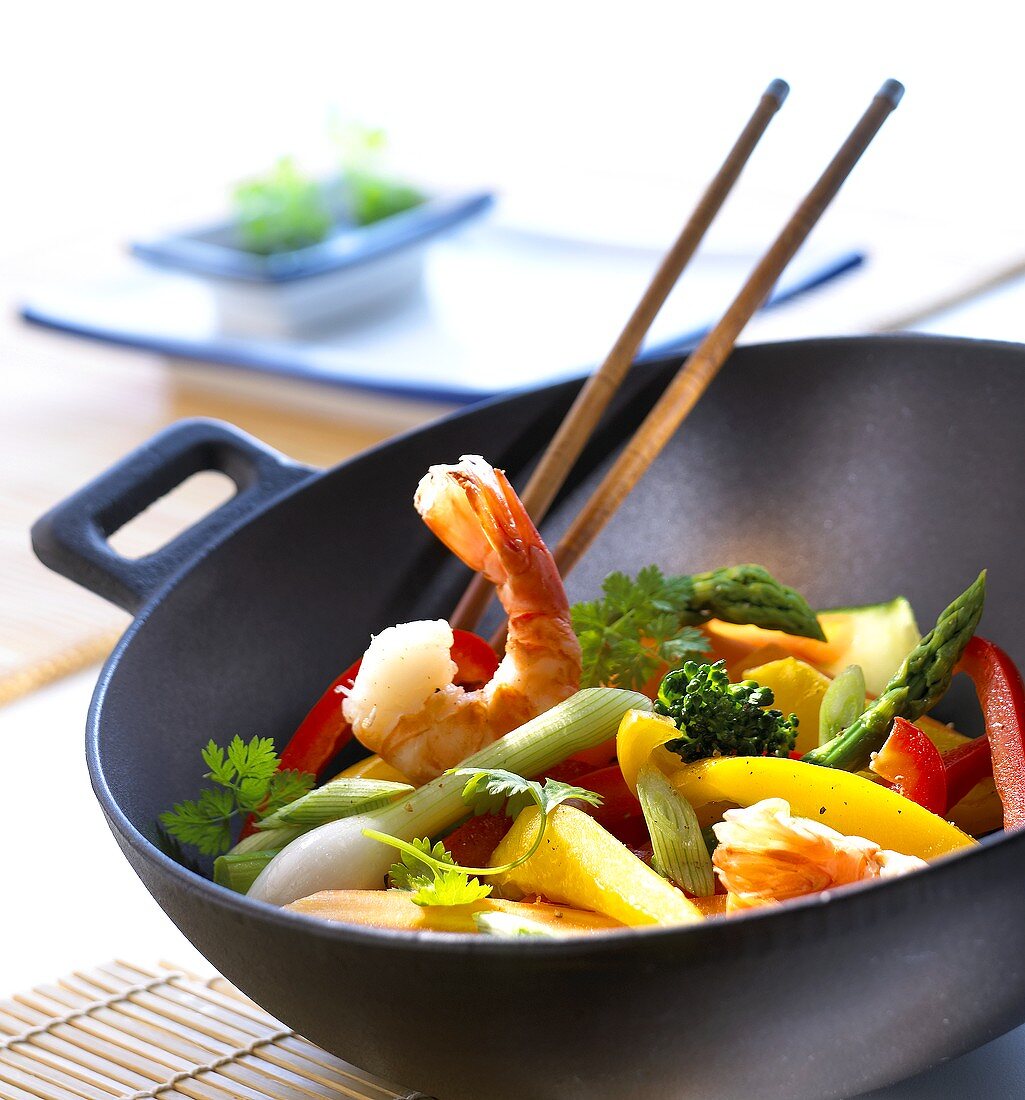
[711,798,925,912]
[342,455,581,784]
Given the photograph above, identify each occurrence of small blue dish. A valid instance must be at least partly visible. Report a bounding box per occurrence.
[132,189,494,336]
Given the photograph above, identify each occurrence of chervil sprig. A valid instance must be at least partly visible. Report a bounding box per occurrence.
[159,736,314,857]
[454,768,603,821]
[385,837,492,908]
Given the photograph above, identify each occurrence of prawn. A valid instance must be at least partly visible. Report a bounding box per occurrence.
[711,798,926,912]
[342,455,581,784]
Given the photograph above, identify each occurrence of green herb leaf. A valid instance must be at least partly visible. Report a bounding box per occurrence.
[408,872,492,908]
[388,838,455,890]
[383,836,492,907]
[452,768,603,820]
[572,563,823,689]
[571,566,710,690]
[158,735,315,857]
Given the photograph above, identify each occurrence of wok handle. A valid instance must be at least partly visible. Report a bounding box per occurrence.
[31,418,315,614]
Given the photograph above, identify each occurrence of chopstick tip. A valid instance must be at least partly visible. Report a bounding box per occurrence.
[765,78,790,106]
[877,79,905,108]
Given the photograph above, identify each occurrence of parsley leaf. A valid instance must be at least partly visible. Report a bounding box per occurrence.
[409,872,492,908]
[453,768,603,820]
[385,837,492,908]
[158,735,315,857]
[388,838,456,889]
[571,566,710,690]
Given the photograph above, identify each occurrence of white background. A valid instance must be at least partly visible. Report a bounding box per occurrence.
[3,1,1023,256]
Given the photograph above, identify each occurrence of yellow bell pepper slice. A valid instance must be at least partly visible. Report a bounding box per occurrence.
[671,756,974,860]
[617,709,679,795]
[743,658,1002,836]
[335,754,410,784]
[743,657,831,756]
[489,805,702,926]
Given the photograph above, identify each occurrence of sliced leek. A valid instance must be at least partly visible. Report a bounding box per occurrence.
[818,663,867,745]
[214,849,281,893]
[637,762,715,897]
[473,911,561,937]
[256,777,413,830]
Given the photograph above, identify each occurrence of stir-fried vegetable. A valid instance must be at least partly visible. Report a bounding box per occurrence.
[955,636,1025,828]
[247,688,648,906]
[870,717,947,815]
[472,911,562,938]
[257,777,414,831]
[655,660,798,762]
[286,891,621,934]
[669,756,974,860]
[571,563,822,690]
[818,664,867,745]
[364,770,604,906]
[489,804,703,926]
[636,763,715,896]
[805,573,986,772]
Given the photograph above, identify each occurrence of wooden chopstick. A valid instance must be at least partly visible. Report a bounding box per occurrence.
[448,78,790,633]
[551,80,904,579]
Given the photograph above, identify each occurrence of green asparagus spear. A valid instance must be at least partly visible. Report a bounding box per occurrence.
[687,565,826,641]
[803,571,986,772]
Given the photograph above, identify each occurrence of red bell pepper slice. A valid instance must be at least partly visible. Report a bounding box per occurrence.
[941,737,992,810]
[871,716,948,816]
[443,812,513,867]
[568,764,650,847]
[954,635,1025,830]
[239,629,498,840]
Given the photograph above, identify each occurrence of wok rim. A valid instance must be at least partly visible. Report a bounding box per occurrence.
[86,331,1025,957]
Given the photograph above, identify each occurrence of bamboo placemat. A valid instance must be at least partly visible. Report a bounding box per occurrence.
[0,292,400,707]
[0,960,430,1100]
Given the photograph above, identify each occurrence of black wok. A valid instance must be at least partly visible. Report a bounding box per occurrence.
[32,336,1025,1099]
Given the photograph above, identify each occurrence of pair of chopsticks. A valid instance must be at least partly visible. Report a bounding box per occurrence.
[451,78,903,637]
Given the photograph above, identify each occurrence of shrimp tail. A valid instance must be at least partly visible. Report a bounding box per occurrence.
[415,456,568,617]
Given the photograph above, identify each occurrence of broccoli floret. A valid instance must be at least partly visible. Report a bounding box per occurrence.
[654,659,798,763]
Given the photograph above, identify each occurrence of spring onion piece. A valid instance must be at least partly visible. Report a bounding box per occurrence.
[229,825,302,856]
[473,911,561,938]
[249,687,650,906]
[636,762,715,897]
[214,850,281,893]
[256,777,414,830]
[819,664,867,746]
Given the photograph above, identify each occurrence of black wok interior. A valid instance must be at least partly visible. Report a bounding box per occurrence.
[85,335,1025,1099]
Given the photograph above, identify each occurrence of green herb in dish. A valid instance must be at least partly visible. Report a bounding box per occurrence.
[571,564,823,691]
[232,156,333,256]
[159,735,314,856]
